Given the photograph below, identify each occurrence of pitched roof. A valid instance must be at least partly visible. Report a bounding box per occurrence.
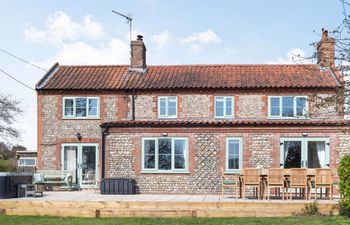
[101,120,348,128]
[36,63,343,91]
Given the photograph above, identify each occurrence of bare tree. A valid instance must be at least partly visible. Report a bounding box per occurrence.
[0,94,23,141]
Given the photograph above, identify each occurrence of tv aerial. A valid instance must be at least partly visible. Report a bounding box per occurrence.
[112,10,133,43]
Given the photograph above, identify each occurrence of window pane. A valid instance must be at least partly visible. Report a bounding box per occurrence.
[64,99,74,116]
[159,139,171,154]
[175,140,186,169]
[88,99,98,116]
[282,97,294,117]
[175,155,185,169]
[144,155,155,169]
[215,97,224,117]
[144,140,155,169]
[296,97,307,116]
[159,98,167,116]
[144,140,155,154]
[228,140,239,155]
[307,141,326,168]
[168,97,177,116]
[76,98,87,117]
[158,155,171,170]
[175,140,185,154]
[270,97,280,116]
[225,98,232,116]
[26,159,36,166]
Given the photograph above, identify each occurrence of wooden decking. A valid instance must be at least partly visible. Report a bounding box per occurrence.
[0,191,339,218]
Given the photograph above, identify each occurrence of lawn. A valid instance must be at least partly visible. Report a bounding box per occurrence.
[0,215,349,225]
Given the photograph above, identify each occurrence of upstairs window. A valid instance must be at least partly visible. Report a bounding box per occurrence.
[215,96,234,118]
[158,96,177,118]
[268,96,308,118]
[63,97,99,118]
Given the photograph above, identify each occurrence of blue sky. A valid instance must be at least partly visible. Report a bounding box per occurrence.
[0,0,344,149]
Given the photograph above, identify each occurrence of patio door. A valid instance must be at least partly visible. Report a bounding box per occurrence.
[280,138,330,168]
[61,143,98,187]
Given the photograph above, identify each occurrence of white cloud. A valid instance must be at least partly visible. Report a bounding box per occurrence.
[24,11,105,45]
[268,48,311,64]
[24,11,130,66]
[37,39,130,66]
[181,28,221,51]
[182,29,221,44]
[151,31,171,48]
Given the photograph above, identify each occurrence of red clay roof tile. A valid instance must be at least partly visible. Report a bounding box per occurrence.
[36,64,342,91]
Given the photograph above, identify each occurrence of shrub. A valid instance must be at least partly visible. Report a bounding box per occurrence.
[303,201,320,216]
[338,154,350,216]
[0,159,16,172]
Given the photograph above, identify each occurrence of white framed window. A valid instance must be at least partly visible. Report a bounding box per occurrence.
[18,158,36,167]
[158,96,177,118]
[225,137,243,173]
[142,137,188,173]
[268,96,308,119]
[63,97,99,118]
[215,96,234,118]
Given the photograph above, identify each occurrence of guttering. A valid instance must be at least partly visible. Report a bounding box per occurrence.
[100,120,349,128]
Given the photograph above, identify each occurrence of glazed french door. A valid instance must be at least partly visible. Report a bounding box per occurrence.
[61,143,98,186]
[280,138,330,168]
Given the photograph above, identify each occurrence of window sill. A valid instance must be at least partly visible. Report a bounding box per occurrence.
[215,117,234,120]
[224,170,241,174]
[62,117,101,120]
[268,117,308,120]
[141,170,189,174]
[157,117,178,120]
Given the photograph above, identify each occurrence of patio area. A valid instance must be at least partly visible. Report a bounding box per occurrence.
[0,191,340,218]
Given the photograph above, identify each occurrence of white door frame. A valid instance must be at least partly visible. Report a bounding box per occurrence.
[61,143,99,187]
[280,137,330,168]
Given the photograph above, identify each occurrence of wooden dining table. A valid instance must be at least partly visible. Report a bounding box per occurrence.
[238,169,316,199]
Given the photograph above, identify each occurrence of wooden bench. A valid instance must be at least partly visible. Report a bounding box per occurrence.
[34,170,74,191]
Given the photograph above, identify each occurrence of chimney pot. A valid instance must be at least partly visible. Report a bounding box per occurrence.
[137,35,143,41]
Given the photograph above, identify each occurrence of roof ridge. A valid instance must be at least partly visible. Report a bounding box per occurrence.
[58,64,317,68]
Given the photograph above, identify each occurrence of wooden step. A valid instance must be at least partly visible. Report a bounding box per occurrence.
[5,207,97,218]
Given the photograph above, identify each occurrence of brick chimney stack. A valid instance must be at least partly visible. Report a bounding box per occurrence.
[317,29,335,68]
[130,35,146,71]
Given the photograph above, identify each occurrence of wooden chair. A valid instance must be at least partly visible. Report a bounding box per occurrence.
[221,167,239,199]
[315,168,333,200]
[242,168,261,199]
[289,168,309,200]
[266,168,287,200]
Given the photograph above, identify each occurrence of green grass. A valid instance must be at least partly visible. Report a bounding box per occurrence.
[0,215,349,225]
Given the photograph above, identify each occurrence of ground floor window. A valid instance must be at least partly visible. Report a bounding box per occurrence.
[280,138,330,168]
[18,158,36,167]
[225,137,243,173]
[142,137,188,173]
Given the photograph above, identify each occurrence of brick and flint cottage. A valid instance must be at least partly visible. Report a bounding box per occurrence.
[36,31,348,193]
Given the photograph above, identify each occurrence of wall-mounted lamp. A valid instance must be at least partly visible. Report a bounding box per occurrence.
[161,133,168,137]
[76,132,83,141]
[302,133,308,137]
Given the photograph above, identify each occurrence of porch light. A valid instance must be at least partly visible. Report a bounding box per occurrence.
[76,132,83,141]
[302,133,308,137]
[161,133,168,137]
